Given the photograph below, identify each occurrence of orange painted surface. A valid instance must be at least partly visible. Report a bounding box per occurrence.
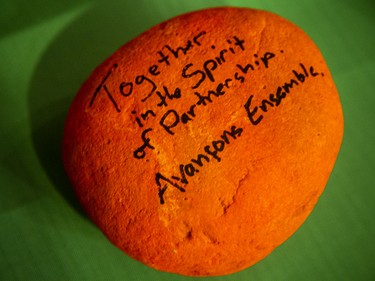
[62,7,343,276]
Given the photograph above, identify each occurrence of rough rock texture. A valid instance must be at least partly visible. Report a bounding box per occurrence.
[62,7,344,276]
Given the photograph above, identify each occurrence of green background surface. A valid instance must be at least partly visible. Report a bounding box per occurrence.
[1,0,374,280]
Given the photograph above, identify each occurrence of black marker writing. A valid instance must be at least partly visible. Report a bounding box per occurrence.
[133,128,155,159]
[236,51,276,75]
[157,31,207,66]
[244,63,323,126]
[132,109,156,128]
[182,36,245,89]
[89,64,120,112]
[155,125,243,204]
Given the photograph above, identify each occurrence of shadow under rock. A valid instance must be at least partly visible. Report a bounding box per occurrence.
[27,0,172,218]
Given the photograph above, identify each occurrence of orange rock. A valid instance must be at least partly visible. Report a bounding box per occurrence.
[62,7,343,276]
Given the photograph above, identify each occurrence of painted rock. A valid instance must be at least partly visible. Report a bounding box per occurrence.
[62,7,344,276]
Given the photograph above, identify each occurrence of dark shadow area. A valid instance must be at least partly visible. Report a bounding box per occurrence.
[0,0,95,38]
[344,0,375,19]
[27,0,177,218]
